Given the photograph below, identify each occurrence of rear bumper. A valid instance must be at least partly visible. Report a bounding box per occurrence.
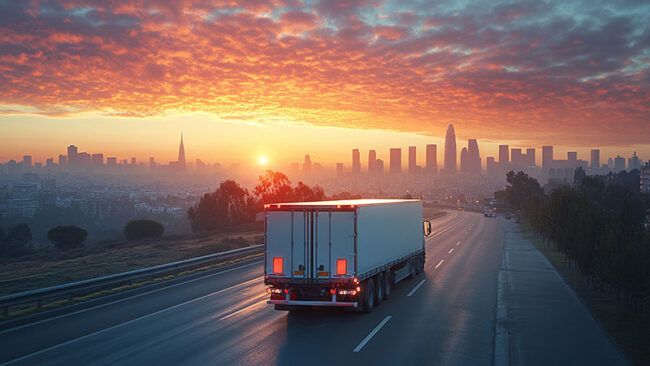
[267,299,358,307]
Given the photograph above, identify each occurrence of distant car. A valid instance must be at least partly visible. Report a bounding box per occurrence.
[484,212,495,218]
[504,213,512,220]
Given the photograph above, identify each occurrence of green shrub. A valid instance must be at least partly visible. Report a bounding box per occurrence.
[2,223,32,257]
[48,226,87,251]
[124,219,165,241]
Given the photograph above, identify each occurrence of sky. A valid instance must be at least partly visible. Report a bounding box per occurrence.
[0,0,649,166]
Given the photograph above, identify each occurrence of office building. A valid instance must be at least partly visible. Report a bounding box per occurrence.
[511,148,523,166]
[303,154,312,172]
[22,155,32,167]
[368,150,377,174]
[58,154,67,167]
[408,146,418,174]
[629,152,641,171]
[542,146,553,169]
[641,162,650,193]
[444,124,457,173]
[614,155,625,172]
[499,145,509,166]
[526,148,536,167]
[390,148,402,174]
[91,153,103,167]
[352,149,361,174]
[425,144,437,173]
[590,149,600,169]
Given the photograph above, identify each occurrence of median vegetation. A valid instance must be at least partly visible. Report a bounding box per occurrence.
[496,169,650,364]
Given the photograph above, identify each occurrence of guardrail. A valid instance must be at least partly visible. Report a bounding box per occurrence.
[0,244,264,318]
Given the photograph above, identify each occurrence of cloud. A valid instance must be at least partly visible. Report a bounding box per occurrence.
[0,0,648,146]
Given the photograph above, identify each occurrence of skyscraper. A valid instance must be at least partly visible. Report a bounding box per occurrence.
[460,147,469,172]
[526,148,536,167]
[408,146,417,174]
[614,156,626,172]
[629,152,641,171]
[368,150,377,174]
[444,124,457,173]
[58,154,67,167]
[467,139,481,174]
[542,146,554,170]
[352,149,361,174]
[498,145,509,166]
[178,133,186,169]
[590,149,600,169]
[91,153,103,167]
[67,145,78,168]
[389,148,401,174]
[511,148,523,166]
[22,155,32,167]
[567,152,577,162]
[303,154,312,172]
[425,144,437,173]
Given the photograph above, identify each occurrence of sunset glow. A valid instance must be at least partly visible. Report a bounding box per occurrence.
[0,1,649,162]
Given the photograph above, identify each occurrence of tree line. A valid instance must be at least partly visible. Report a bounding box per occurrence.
[495,170,650,310]
[0,219,165,258]
[187,170,327,232]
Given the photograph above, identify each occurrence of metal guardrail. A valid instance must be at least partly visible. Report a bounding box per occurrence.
[0,244,264,317]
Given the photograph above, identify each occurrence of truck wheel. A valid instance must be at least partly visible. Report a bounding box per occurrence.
[383,271,392,300]
[362,279,375,313]
[374,275,384,306]
[415,256,424,274]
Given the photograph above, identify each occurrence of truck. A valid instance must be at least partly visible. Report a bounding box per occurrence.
[263,199,432,313]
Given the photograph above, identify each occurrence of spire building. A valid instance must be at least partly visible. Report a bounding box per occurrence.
[444,124,457,173]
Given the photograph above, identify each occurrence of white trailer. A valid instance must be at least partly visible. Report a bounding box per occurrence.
[264,199,431,313]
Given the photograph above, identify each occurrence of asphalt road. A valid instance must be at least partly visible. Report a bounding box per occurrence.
[0,212,628,365]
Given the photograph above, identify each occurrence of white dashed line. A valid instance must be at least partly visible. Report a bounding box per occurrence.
[435,260,445,269]
[353,315,392,353]
[407,279,426,297]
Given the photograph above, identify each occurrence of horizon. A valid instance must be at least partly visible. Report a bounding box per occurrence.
[1,1,649,166]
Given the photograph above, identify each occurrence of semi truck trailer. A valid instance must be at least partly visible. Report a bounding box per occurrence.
[264,199,432,313]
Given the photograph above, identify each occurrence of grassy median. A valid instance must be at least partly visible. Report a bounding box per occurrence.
[0,222,264,297]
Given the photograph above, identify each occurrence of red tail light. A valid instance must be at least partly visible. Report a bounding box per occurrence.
[273,257,284,274]
[336,258,347,275]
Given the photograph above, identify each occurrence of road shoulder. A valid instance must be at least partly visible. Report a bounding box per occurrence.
[501,221,628,366]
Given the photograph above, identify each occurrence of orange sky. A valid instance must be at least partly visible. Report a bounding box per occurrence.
[0,1,649,165]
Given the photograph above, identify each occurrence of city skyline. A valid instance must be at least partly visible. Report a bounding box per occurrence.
[1,1,649,164]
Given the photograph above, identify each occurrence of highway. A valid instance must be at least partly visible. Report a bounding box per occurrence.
[0,212,628,365]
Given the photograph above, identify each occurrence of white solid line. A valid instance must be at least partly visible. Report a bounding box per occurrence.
[435,260,445,269]
[448,248,454,254]
[0,260,264,336]
[219,298,268,320]
[1,275,264,365]
[407,279,426,297]
[352,315,392,353]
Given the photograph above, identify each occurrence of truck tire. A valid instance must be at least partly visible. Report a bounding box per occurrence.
[415,255,424,274]
[362,279,375,313]
[375,275,384,306]
[383,271,392,300]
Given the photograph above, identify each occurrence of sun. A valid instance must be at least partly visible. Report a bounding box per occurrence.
[257,155,269,166]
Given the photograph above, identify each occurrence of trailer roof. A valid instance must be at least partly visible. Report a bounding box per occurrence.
[265,198,419,209]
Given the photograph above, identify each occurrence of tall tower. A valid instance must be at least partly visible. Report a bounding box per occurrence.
[368,150,377,174]
[178,133,186,169]
[467,139,480,174]
[425,144,437,174]
[444,124,457,173]
[352,149,361,174]
[590,149,600,169]
[408,146,417,174]
[389,148,402,174]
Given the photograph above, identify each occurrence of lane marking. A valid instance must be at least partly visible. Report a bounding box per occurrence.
[448,248,455,254]
[456,241,461,246]
[0,260,264,336]
[219,298,268,321]
[407,279,426,297]
[1,275,265,365]
[352,315,392,353]
[435,260,445,269]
